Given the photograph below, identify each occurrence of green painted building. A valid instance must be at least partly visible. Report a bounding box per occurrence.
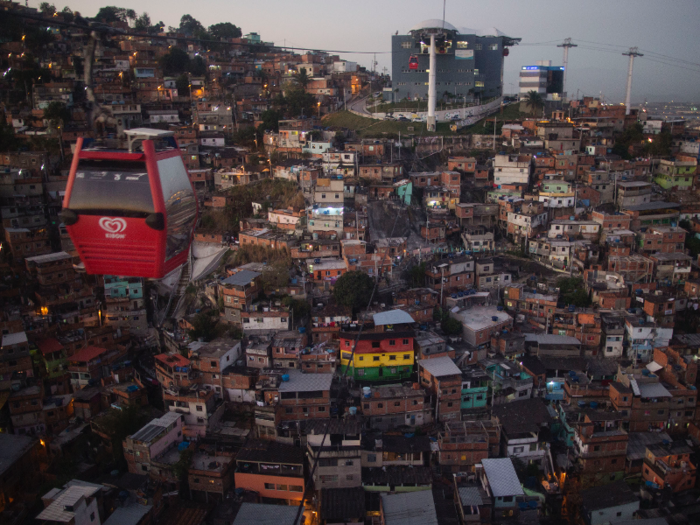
[654,158,697,190]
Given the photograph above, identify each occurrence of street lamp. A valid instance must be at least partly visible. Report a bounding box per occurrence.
[317,101,321,118]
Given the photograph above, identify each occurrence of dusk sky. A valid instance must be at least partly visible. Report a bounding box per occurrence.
[31,0,700,103]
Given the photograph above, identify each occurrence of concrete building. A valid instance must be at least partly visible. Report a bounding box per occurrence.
[518,61,564,99]
[391,20,520,114]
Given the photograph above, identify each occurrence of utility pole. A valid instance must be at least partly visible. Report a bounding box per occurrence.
[557,38,577,102]
[623,47,643,116]
[492,116,497,151]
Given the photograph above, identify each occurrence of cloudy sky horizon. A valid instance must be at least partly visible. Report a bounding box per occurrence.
[29,0,700,103]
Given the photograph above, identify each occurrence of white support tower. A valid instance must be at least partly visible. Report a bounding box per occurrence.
[427,34,437,131]
[623,47,643,116]
[557,38,577,102]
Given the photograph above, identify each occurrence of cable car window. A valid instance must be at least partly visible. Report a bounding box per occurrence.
[69,160,154,217]
[157,156,197,261]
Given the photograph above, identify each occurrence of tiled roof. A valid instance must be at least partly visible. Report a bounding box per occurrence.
[36,338,64,356]
[69,346,107,363]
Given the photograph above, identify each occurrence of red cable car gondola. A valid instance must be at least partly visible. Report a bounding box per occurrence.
[409,55,419,70]
[60,128,198,279]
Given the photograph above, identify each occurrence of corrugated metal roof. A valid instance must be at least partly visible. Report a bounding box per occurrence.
[626,432,672,461]
[1,332,27,347]
[0,433,37,477]
[373,309,416,326]
[36,483,102,522]
[278,369,333,393]
[481,458,524,498]
[630,378,641,396]
[233,503,301,525]
[638,382,672,398]
[381,490,438,525]
[103,504,153,525]
[221,270,261,286]
[458,487,484,506]
[418,356,462,377]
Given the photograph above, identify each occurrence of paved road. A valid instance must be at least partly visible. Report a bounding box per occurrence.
[348,95,372,116]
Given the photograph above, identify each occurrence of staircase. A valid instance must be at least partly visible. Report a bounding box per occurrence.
[159,250,192,325]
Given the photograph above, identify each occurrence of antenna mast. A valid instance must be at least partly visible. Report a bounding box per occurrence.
[622,47,643,115]
[557,38,577,102]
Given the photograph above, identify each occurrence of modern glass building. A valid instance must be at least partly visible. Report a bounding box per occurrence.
[391,20,519,103]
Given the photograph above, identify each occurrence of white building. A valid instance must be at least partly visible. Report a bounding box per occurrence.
[493,154,532,186]
[37,481,104,525]
[241,308,291,334]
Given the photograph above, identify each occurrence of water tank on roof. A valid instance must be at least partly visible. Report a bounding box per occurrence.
[590,401,598,409]
[363,387,371,398]
[529,500,538,509]
[642,369,650,376]
[518,502,529,510]
[578,401,587,408]
[281,374,290,382]
[492,316,499,322]
[497,305,504,311]
[349,406,357,416]
[568,305,575,312]
[298,327,306,334]
[178,441,190,451]
[570,216,575,220]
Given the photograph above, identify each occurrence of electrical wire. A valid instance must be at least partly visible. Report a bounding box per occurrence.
[291,201,406,525]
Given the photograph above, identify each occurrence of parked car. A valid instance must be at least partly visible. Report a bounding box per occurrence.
[384,115,396,121]
[398,116,409,121]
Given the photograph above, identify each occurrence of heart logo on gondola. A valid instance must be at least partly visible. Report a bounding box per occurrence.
[99,217,127,234]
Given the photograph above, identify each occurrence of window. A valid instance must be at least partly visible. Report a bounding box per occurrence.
[402,41,413,49]
[502,495,513,502]
[389,355,396,361]
[378,403,384,408]
[394,401,401,407]
[276,484,288,491]
[373,356,380,361]
[389,339,396,346]
[196,405,203,412]
[593,445,600,451]
[513,446,524,453]
[403,354,410,359]
[264,483,276,490]
[290,485,304,492]
[367,453,377,462]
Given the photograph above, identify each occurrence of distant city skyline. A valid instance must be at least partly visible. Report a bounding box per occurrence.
[30,0,700,103]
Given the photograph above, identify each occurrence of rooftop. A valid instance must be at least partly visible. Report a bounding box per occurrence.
[419,356,462,377]
[373,309,416,326]
[130,412,182,444]
[278,369,333,393]
[1,331,28,347]
[481,458,525,498]
[37,481,104,522]
[381,490,438,525]
[221,270,261,286]
[69,346,108,363]
[0,433,37,478]
[233,503,301,525]
[580,480,638,512]
[454,306,512,332]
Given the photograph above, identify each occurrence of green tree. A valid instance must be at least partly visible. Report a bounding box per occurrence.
[39,2,56,15]
[442,316,463,336]
[95,6,129,23]
[209,22,242,39]
[556,277,591,308]
[524,90,544,115]
[258,108,283,133]
[134,12,151,31]
[408,262,426,287]
[285,86,317,119]
[0,119,19,151]
[175,73,190,96]
[43,101,71,126]
[188,55,207,76]
[332,271,374,312]
[261,261,290,292]
[647,130,672,157]
[179,14,205,36]
[61,6,73,22]
[160,47,190,76]
[292,68,310,89]
[189,311,219,342]
[282,296,310,325]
